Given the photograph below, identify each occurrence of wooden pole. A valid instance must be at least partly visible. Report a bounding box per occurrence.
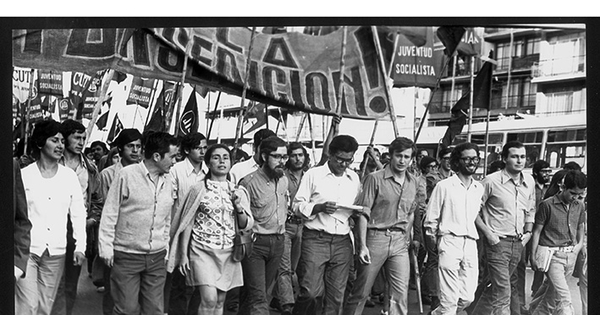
[295,113,308,142]
[174,41,193,135]
[414,52,453,143]
[372,26,399,138]
[277,107,289,142]
[361,118,379,179]
[206,91,222,140]
[22,68,36,156]
[232,26,257,159]
[307,113,317,164]
[467,56,475,142]
[317,26,348,166]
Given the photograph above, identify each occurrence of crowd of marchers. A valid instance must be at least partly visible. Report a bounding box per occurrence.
[13,118,587,315]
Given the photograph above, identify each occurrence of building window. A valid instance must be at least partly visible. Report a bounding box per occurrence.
[496,37,540,71]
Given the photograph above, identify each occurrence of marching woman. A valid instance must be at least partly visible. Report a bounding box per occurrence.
[15,120,87,315]
[167,144,254,315]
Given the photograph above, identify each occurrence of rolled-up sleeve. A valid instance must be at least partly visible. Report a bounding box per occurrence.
[424,183,443,237]
[294,172,316,219]
[355,173,377,221]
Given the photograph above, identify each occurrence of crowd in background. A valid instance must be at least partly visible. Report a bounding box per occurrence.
[13,118,587,315]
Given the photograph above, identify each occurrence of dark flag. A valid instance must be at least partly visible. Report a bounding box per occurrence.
[107,114,124,145]
[95,91,113,130]
[177,89,199,136]
[436,26,467,56]
[441,58,494,147]
[145,85,168,133]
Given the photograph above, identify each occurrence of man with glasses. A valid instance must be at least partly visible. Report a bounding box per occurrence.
[271,142,310,314]
[292,135,364,315]
[343,137,425,315]
[166,132,208,315]
[471,141,536,315]
[238,136,290,315]
[529,170,586,315]
[424,142,484,314]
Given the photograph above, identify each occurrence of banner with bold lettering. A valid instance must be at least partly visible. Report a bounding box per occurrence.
[38,70,64,96]
[13,67,36,104]
[127,76,155,108]
[57,97,73,121]
[12,27,420,120]
[392,27,443,88]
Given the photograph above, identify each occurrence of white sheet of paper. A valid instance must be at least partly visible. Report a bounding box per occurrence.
[330,204,361,222]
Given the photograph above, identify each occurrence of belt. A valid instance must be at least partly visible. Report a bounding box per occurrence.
[548,245,575,253]
[369,227,406,233]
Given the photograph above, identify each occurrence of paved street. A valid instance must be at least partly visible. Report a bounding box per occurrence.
[72,261,583,315]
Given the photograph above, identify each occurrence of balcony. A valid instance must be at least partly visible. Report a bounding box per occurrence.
[496,54,539,72]
[531,55,586,83]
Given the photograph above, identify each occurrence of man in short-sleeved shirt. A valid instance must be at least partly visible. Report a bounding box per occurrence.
[472,141,536,315]
[343,137,425,315]
[238,136,289,315]
[529,170,586,315]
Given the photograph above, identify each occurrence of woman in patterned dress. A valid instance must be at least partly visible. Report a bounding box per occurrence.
[167,144,254,315]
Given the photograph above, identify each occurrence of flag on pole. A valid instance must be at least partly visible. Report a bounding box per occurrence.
[244,102,268,135]
[441,58,494,147]
[107,114,124,145]
[436,26,466,57]
[177,89,199,136]
[145,84,169,133]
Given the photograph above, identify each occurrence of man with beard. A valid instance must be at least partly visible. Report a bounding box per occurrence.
[271,142,310,314]
[166,132,208,315]
[51,119,102,315]
[238,136,290,315]
[293,135,364,315]
[343,137,425,315]
[97,128,143,315]
[471,141,536,315]
[424,142,484,314]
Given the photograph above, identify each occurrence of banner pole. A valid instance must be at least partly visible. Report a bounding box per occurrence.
[174,40,193,135]
[467,56,475,142]
[295,113,308,142]
[22,68,36,156]
[232,26,257,159]
[307,114,317,164]
[206,91,222,141]
[361,118,379,179]
[85,69,114,146]
[372,26,399,138]
[414,52,453,143]
[317,26,348,166]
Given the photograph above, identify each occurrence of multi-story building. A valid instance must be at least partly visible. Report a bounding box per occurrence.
[426,25,586,172]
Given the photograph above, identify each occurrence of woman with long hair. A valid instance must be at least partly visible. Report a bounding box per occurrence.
[15,120,87,315]
[167,144,254,315]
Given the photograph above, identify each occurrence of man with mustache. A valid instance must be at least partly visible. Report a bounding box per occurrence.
[271,142,310,315]
[424,142,484,314]
[238,136,290,315]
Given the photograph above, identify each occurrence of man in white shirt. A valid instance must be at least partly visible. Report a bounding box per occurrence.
[292,135,365,315]
[166,132,208,315]
[424,142,484,314]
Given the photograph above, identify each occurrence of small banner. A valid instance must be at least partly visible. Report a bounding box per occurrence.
[38,70,64,96]
[127,76,156,108]
[70,71,103,120]
[57,97,73,121]
[177,90,199,136]
[392,27,443,88]
[13,67,36,104]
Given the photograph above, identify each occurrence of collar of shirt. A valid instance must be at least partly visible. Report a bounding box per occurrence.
[382,165,416,185]
[140,161,166,185]
[285,168,304,182]
[59,153,85,170]
[500,169,529,187]
[182,158,207,177]
[448,174,479,190]
[324,162,353,180]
